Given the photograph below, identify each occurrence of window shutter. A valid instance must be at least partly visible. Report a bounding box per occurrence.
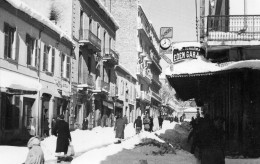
[66,56,70,78]
[4,23,9,59]
[51,48,55,73]
[61,52,64,77]
[15,28,20,61]
[43,45,46,71]
[26,34,31,65]
[34,40,38,68]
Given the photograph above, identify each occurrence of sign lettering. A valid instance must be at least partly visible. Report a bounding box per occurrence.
[173,47,201,63]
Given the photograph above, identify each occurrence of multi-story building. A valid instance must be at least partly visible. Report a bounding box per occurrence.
[20,0,119,129]
[102,0,162,118]
[115,64,137,123]
[0,0,74,143]
[166,0,260,157]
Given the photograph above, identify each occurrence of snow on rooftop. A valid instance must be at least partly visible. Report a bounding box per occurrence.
[5,0,75,45]
[165,55,260,76]
[95,0,120,29]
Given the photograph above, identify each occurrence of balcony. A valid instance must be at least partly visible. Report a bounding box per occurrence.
[136,65,143,76]
[143,68,152,82]
[205,15,260,45]
[79,29,101,52]
[103,48,119,64]
[141,91,151,103]
[151,90,162,103]
[81,74,95,89]
[101,81,110,93]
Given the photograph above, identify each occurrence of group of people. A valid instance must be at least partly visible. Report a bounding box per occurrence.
[188,114,225,164]
[23,114,72,164]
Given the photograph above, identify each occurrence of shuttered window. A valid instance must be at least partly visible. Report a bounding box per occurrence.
[4,23,17,60]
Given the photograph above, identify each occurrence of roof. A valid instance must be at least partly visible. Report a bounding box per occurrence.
[95,0,120,29]
[5,0,75,46]
[115,63,137,81]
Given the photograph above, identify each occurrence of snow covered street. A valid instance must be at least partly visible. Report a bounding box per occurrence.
[1,121,260,164]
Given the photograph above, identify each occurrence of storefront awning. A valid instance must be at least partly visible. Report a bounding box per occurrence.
[165,56,260,100]
[0,69,42,94]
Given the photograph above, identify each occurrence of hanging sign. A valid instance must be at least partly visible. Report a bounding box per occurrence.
[172,42,204,63]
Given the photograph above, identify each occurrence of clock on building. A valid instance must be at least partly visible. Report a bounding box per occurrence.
[160,38,171,50]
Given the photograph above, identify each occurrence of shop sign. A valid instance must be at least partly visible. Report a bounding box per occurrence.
[173,47,201,63]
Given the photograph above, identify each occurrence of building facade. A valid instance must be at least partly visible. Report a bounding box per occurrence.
[105,0,162,118]
[20,0,119,129]
[115,64,137,123]
[0,0,74,143]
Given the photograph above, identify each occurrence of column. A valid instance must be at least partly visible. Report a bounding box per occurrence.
[0,90,2,143]
[49,97,55,135]
[91,96,95,129]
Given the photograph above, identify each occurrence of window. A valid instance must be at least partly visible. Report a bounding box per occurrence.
[4,23,17,60]
[87,56,92,73]
[97,24,100,38]
[103,31,106,52]
[89,18,92,32]
[109,37,112,50]
[43,44,55,73]
[120,80,124,95]
[78,52,83,83]
[66,56,70,78]
[51,48,55,73]
[61,53,71,79]
[80,10,84,30]
[26,34,38,67]
[43,45,50,71]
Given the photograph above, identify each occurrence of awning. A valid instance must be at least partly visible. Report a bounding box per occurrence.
[165,56,260,100]
[103,101,114,109]
[0,69,42,94]
[165,56,260,77]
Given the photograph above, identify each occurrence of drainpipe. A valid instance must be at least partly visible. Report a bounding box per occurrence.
[36,26,44,137]
[69,46,75,129]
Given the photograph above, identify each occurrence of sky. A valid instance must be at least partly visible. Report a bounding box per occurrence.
[139,0,198,78]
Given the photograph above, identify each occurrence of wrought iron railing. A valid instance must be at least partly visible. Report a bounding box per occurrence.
[82,74,95,88]
[206,15,260,41]
[103,48,119,63]
[79,29,101,49]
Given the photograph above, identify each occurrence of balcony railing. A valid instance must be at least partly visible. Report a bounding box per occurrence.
[206,15,260,41]
[143,68,152,81]
[79,29,101,51]
[141,91,151,102]
[82,74,95,88]
[136,65,143,76]
[101,81,110,93]
[103,48,119,64]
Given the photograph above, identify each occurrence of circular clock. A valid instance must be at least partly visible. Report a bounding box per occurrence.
[160,38,171,50]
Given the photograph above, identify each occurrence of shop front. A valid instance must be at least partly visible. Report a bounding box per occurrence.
[166,42,260,156]
[0,69,42,144]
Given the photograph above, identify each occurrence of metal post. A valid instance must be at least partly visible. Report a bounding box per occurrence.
[195,0,199,42]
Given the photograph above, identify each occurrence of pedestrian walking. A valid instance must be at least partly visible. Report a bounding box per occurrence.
[82,117,88,130]
[114,113,125,143]
[134,116,142,134]
[149,116,154,132]
[158,115,163,129]
[143,113,150,131]
[23,136,44,164]
[43,118,49,137]
[123,115,128,125]
[52,115,72,163]
[51,118,56,135]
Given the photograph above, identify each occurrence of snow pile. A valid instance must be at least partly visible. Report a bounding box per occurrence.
[0,146,28,164]
[94,0,119,28]
[165,55,260,76]
[5,0,75,45]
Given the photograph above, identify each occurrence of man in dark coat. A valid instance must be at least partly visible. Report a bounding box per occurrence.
[134,116,142,134]
[158,116,163,129]
[52,115,72,162]
[114,113,125,143]
[149,116,154,132]
[82,117,88,130]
